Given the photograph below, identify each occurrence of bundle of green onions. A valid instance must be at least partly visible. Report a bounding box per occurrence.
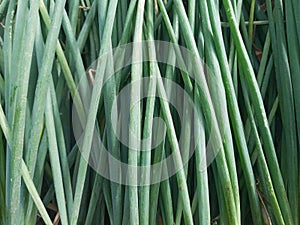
[0,0,299,224]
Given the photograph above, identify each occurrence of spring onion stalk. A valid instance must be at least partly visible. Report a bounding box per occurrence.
[0,1,299,225]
